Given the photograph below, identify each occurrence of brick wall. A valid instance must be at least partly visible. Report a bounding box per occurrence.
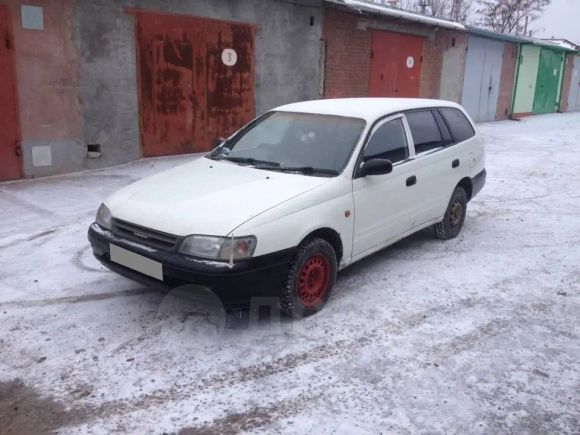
[496,42,518,120]
[559,54,575,112]
[322,8,469,102]
[322,8,371,97]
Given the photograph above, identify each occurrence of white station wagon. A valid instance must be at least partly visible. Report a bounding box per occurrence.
[89,98,486,318]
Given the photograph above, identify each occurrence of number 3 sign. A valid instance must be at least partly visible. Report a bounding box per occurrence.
[221,49,237,67]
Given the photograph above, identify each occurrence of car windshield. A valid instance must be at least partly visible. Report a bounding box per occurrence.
[207,111,366,176]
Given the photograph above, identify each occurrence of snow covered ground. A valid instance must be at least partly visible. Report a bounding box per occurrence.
[1,113,579,434]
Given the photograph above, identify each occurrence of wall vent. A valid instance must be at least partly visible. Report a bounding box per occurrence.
[87,144,101,158]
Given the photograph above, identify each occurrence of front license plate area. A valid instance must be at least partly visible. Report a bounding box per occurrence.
[109,244,163,281]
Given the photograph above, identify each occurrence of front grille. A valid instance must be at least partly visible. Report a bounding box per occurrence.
[111,219,179,251]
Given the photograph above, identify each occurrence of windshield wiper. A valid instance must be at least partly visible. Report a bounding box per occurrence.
[217,156,280,167]
[267,166,339,176]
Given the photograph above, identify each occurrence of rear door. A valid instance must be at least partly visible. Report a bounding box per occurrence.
[404,109,452,226]
[0,5,22,181]
[404,108,478,227]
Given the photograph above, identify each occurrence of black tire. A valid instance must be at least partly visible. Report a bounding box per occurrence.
[434,186,467,240]
[281,238,337,319]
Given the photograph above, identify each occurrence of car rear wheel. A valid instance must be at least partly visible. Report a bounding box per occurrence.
[281,238,337,319]
[434,186,467,240]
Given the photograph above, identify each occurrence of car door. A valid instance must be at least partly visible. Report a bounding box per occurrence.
[404,109,454,227]
[352,115,421,258]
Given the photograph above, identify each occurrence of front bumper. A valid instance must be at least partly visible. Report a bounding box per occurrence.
[88,223,295,306]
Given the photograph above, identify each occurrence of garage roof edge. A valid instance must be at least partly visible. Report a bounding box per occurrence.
[324,0,578,53]
[324,0,465,31]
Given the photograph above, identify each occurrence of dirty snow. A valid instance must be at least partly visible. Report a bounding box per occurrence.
[1,113,579,434]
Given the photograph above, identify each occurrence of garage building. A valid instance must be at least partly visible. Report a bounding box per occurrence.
[0,0,324,181]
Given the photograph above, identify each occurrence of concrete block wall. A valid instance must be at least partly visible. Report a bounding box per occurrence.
[6,0,323,178]
[438,32,468,103]
[421,29,467,100]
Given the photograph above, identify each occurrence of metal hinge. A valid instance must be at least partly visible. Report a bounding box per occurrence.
[14,140,22,157]
[5,32,12,50]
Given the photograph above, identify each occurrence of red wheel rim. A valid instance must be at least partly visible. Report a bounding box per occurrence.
[298,253,330,308]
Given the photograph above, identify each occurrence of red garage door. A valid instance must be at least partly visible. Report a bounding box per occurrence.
[369,30,423,98]
[137,12,255,157]
[0,5,22,181]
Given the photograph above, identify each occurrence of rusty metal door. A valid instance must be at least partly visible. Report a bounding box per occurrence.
[137,13,206,157]
[137,12,255,157]
[205,21,255,148]
[0,5,22,181]
[369,30,423,98]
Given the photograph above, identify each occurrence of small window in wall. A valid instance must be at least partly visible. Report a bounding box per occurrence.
[364,118,408,164]
[439,108,476,143]
[405,110,445,154]
[21,5,44,30]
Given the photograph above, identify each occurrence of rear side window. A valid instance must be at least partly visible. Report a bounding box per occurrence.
[439,108,476,143]
[363,118,408,164]
[405,110,445,154]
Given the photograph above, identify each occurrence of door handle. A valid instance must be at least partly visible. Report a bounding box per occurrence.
[452,159,460,168]
[406,175,417,187]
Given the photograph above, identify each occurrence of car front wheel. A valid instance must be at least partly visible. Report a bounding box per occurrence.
[434,186,467,240]
[281,238,337,319]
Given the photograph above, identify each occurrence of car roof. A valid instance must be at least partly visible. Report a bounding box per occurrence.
[274,98,464,122]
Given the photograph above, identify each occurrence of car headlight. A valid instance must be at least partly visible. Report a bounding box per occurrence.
[179,235,257,261]
[95,203,112,230]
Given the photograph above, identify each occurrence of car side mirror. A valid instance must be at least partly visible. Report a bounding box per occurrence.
[359,158,393,177]
[215,137,226,148]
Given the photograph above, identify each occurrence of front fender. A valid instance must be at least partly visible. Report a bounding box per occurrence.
[232,176,354,267]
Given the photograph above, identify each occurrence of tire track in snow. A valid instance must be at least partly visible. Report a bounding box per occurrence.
[0,190,56,216]
[177,393,321,435]
[59,296,487,425]
[17,294,562,433]
[0,287,155,309]
[0,228,59,250]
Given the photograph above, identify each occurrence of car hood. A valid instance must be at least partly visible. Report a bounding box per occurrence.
[105,157,329,236]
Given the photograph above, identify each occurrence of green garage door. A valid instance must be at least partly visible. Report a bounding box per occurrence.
[533,48,564,114]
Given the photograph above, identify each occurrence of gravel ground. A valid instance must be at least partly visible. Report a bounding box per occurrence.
[0,113,579,434]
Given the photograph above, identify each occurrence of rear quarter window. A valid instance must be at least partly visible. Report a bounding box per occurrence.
[439,108,476,143]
